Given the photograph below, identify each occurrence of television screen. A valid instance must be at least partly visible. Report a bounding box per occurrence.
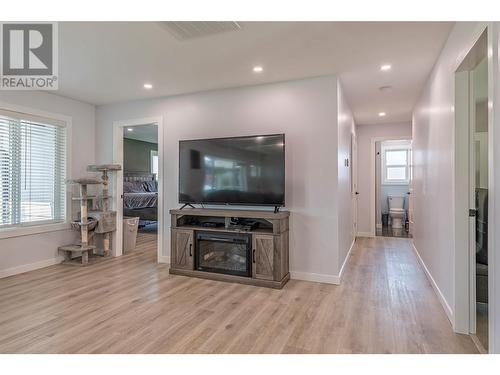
[179,134,285,206]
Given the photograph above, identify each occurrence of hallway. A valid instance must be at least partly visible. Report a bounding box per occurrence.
[0,237,477,353]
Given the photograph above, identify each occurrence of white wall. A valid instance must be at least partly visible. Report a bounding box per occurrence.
[356,123,412,235]
[96,76,354,282]
[0,92,96,277]
[337,81,356,273]
[412,22,489,327]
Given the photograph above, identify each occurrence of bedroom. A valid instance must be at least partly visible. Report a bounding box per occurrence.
[122,123,159,253]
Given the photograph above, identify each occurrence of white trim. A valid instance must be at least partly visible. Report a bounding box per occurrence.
[370,136,411,238]
[454,66,473,335]
[290,271,340,285]
[112,116,164,263]
[356,231,374,238]
[158,255,170,264]
[488,21,499,355]
[381,145,411,185]
[338,239,355,282]
[0,222,70,239]
[412,242,454,325]
[0,256,63,279]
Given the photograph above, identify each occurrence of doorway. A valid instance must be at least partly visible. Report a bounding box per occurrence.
[454,29,490,352]
[112,117,164,262]
[371,137,412,238]
[123,123,159,253]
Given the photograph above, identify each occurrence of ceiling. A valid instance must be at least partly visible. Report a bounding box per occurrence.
[123,123,158,143]
[57,22,453,125]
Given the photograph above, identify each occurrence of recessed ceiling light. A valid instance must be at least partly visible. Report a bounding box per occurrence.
[380,64,391,71]
[378,112,386,117]
[253,66,263,73]
[127,128,134,132]
[143,83,153,89]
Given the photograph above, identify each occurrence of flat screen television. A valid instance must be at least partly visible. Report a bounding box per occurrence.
[179,134,285,206]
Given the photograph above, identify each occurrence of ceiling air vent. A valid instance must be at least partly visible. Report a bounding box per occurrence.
[159,21,242,41]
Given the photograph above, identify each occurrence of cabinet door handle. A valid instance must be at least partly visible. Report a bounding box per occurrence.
[189,243,193,257]
[253,249,256,263]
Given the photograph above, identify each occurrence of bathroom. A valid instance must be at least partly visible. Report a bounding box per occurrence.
[375,139,412,238]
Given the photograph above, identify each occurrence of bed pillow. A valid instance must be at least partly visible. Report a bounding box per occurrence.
[144,180,158,192]
[123,181,147,193]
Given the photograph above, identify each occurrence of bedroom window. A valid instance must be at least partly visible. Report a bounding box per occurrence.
[150,150,158,177]
[0,109,67,228]
[382,146,410,185]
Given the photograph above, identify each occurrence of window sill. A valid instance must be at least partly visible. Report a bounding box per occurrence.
[0,222,71,240]
[382,181,410,186]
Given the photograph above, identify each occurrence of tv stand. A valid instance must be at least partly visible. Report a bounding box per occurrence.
[179,203,195,210]
[169,208,290,289]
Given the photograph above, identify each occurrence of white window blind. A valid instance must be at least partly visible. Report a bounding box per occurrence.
[0,109,66,228]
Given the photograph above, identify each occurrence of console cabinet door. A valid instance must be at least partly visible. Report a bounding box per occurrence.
[171,229,194,270]
[252,234,274,280]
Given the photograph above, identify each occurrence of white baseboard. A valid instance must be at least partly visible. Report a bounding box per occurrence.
[356,231,374,238]
[0,256,63,279]
[411,242,454,325]
[290,271,340,285]
[338,239,355,282]
[158,255,170,264]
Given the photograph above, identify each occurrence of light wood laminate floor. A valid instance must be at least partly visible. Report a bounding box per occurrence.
[0,235,478,353]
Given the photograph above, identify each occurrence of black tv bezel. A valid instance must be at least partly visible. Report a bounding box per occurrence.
[178,133,285,207]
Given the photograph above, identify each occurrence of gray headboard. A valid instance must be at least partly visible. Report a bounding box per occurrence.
[124,172,155,182]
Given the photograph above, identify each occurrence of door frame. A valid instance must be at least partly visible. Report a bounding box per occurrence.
[369,135,412,237]
[453,24,498,353]
[351,133,358,238]
[112,116,164,263]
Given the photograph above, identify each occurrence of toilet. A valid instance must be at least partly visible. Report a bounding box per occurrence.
[388,195,406,229]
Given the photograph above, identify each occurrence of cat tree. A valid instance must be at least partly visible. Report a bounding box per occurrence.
[58,164,121,266]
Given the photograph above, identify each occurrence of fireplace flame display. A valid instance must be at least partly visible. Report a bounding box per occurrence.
[196,232,252,277]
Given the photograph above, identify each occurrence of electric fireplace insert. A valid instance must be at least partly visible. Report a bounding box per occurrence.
[195,231,252,277]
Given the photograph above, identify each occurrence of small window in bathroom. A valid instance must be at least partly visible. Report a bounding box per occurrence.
[382,146,410,185]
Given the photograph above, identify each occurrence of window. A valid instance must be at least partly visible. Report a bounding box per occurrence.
[382,146,410,185]
[150,150,158,176]
[0,109,66,228]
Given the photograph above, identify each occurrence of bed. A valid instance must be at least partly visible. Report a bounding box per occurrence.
[123,172,158,222]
